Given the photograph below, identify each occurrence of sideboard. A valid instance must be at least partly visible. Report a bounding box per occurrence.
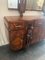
[4,16,45,51]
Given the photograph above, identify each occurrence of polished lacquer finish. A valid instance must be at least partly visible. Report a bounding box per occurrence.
[4,16,45,51]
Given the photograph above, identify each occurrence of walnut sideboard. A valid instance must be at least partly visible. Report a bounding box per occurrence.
[4,16,45,51]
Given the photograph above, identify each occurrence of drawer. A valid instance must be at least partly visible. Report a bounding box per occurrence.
[9,21,25,31]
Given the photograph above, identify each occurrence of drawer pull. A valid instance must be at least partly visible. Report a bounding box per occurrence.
[15,25,22,28]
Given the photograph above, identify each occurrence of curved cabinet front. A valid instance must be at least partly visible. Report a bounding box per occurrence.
[4,16,45,51]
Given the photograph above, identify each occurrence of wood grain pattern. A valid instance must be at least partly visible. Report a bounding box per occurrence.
[4,16,45,51]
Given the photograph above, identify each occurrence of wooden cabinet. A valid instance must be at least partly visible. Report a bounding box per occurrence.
[4,16,45,51]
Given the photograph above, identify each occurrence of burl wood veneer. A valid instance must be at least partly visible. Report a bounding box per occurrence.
[4,16,45,51]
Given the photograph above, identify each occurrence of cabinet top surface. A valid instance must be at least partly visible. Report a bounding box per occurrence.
[4,16,45,22]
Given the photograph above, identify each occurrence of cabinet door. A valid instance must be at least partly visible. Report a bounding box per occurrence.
[34,19,45,40]
[31,26,40,44]
[9,20,25,31]
[31,20,45,44]
[9,29,26,51]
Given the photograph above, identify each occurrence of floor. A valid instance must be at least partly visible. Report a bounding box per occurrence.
[0,40,45,60]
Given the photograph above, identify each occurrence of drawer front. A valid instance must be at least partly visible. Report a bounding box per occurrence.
[31,26,44,44]
[34,19,45,27]
[9,21,25,31]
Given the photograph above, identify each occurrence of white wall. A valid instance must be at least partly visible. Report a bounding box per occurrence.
[0,0,44,16]
[0,0,20,16]
[0,0,20,46]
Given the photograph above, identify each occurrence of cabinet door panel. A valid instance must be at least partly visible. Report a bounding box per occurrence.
[10,37,23,51]
[31,27,40,44]
[9,20,25,31]
[9,28,27,50]
[9,29,26,41]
